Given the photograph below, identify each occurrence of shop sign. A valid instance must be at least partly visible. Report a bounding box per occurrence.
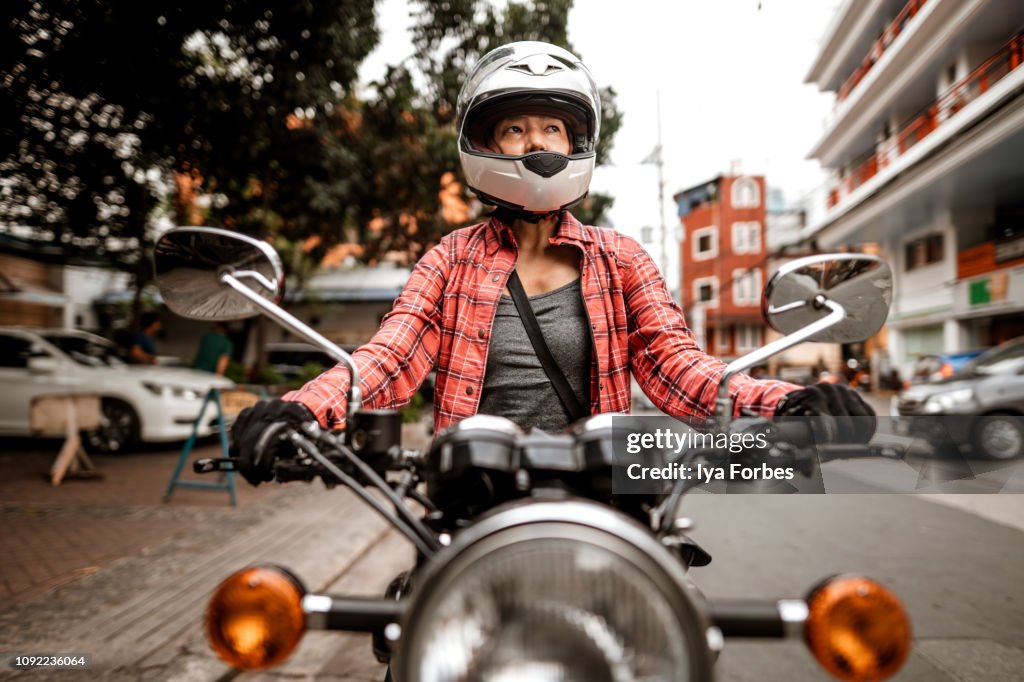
[995,233,1024,263]
[968,272,1008,306]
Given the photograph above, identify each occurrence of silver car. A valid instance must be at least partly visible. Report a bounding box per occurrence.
[897,337,1024,459]
[0,327,234,452]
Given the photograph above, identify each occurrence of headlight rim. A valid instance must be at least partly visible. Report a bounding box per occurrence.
[394,499,713,682]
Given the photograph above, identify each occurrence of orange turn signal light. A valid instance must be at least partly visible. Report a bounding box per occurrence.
[805,576,912,681]
[206,566,306,670]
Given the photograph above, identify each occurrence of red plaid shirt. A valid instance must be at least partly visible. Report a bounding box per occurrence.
[285,213,799,432]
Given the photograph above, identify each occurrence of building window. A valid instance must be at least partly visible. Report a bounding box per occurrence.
[731,177,760,209]
[735,324,763,352]
[693,276,718,306]
[640,226,654,244]
[714,326,730,354]
[904,234,944,271]
[731,221,762,254]
[692,226,718,260]
[732,268,762,306]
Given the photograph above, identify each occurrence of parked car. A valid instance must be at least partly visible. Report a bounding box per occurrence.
[897,337,1024,459]
[0,327,234,453]
[265,342,347,382]
[909,348,988,384]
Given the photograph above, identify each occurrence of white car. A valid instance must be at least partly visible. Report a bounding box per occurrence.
[0,326,235,452]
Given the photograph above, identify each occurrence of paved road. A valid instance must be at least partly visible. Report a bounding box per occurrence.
[1,397,1022,681]
[159,491,1021,682]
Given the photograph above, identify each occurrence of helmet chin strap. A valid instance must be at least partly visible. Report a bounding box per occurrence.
[494,207,562,225]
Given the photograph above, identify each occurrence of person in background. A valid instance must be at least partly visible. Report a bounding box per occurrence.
[193,321,234,376]
[130,311,162,365]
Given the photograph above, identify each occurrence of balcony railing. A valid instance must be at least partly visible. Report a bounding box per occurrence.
[827,32,1024,210]
[836,0,928,103]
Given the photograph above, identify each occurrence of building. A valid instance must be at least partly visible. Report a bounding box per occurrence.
[761,201,846,383]
[0,233,130,330]
[93,261,411,368]
[804,0,1024,379]
[765,187,806,254]
[674,175,768,361]
[278,262,411,346]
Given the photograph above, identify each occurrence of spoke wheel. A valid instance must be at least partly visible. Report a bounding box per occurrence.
[83,398,140,454]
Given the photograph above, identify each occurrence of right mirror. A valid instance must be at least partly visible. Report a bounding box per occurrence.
[763,253,892,343]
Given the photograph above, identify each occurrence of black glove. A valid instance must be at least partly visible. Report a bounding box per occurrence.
[773,383,876,444]
[230,399,317,485]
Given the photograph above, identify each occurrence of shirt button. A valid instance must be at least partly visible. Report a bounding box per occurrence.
[466,386,474,395]
[492,274,500,282]
[477,329,485,339]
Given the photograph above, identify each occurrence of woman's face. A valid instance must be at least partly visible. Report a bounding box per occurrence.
[487,113,572,155]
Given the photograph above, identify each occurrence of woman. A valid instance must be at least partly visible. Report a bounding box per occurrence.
[232,41,872,481]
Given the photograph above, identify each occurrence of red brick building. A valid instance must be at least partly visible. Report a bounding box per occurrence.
[674,175,767,361]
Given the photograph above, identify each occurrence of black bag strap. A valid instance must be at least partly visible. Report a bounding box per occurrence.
[506,271,589,422]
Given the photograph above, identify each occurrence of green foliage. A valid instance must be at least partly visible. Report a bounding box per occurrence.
[1,0,622,272]
[407,0,621,229]
[1,0,379,265]
[225,360,251,385]
[401,391,427,424]
[292,361,326,390]
[334,68,462,264]
[249,364,283,386]
[572,192,616,228]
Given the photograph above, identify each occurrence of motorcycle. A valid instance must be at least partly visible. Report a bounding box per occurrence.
[153,227,911,681]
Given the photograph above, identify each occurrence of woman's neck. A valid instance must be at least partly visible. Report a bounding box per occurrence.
[511,213,559,257]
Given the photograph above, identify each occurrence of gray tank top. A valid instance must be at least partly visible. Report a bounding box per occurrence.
[478,278,592,432]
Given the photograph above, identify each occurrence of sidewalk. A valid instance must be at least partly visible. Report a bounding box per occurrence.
[0,437,275,604]
[0,436,410,681]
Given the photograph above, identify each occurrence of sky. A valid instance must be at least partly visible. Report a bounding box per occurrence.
[357,0,844,284]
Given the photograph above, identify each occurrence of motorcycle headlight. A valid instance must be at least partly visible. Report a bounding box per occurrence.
[922,388,974,413]
[396,501,712,682]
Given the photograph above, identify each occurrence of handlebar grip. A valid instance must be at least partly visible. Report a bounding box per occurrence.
[769,418,818,448]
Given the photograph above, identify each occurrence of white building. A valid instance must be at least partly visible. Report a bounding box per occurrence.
[804,0,1024,379]
[0,247,130,331]
[280,262,412,346]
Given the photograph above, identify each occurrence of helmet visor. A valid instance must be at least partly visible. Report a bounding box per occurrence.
[463,93,596,157]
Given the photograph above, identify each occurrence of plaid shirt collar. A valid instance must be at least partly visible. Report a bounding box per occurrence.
[484,211,594,256]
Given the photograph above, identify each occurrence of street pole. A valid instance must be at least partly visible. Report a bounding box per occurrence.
[656,91,668,283]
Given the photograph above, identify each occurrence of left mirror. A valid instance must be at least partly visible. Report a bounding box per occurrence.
[154,227,284,321]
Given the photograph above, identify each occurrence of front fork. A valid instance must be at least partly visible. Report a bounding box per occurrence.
[372,570,412,664]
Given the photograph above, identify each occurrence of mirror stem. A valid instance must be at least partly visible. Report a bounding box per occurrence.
[220,273,363,418]
[715,299,846,430]
[231,269,280,295]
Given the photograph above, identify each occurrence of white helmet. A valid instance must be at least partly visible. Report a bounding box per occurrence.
[457,41,601,214]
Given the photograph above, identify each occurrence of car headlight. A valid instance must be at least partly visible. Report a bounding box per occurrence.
[396,502,712,682]
[922,388,974,413]
[142,382,202,400]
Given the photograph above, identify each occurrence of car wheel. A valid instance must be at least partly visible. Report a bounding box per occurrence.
[972,413,1024,460]
[83,398,140,454]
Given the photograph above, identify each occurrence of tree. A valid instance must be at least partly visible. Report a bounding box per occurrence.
[409,0,622,226]
[333,0,624,263]
[1,0,622,288]
[0,0,379,315]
